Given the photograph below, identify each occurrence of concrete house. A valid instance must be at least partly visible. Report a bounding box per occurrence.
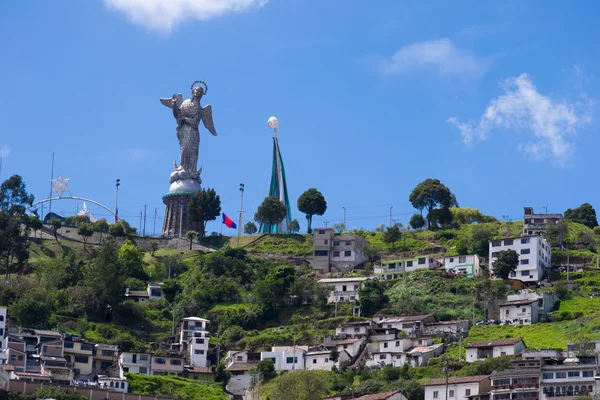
[424,375,491,400]
[124,282,164,303]
[335,321,371,339]
[375,256,443,280]
[151,354,184,376]
[119,352,151,377]
[225,350,260,399]
[311,228,369,273]
[498,299,538,325]
[260,346,308,372]
[62,335,94,376]
[305,349,335,371]
[175,317,210,367]
[442,255,482,277]
[367,336,443,368]
[318,277,370,304]
[489,236,551,283]
[324,390,407,400]
[423,320,471,335]
[97,375,129,393]
[490,369,539,400]
[465,338,525,362]
[93,343,118,375]
[523,207,563,236]
[505,290,557,322]
[376,315,437,336]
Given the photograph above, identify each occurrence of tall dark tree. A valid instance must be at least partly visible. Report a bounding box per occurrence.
[492,249,520,280]
[94,219,109,244]
[564,203,599,228]
[77,222,94,250]
[29,215,43,238]
[288,219,300,233]
[383,226,402,249]
[409,179,453,228]
[0,175,34,215]
[185,230,199,250]
[428,206,453,229]
[254,196,288,234]
[244,221,258,235]
[108,222,125,238]
[85,239,126,312]
[297,188,327,234]
[409,213,425,230]
[188,188,221,237]
[51,218,62,243]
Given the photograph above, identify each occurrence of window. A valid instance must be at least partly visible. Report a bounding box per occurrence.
[543,372,554,379]
[449,258,454,262]
[583,370,593,377]
[504,239,513,245]
[236,356,243,361]
[345,241,351,246]
[318,230,325,234]
[521,259,529,265]
[379,355,386,360]
[449,390,455,398]
[433,391,439,399]
[81,343,94,352]
[42,345,48,353]
[395,341,400,346]
[521,238,530,244]
[194,350,205,355]
[64,342,74,349]
[354,327,360,333]
[522,308,526,312]
[170,359,182,365]
[324,240,328,245]
[314,250,328,257]
[75,355,89,363]
[286,357,298,364]
[10,355,16,361]
[196,338,204,344]
[139,355,149,361]
[333,251,340,257]
[521,248,531,255]
[0,315,3,322]
[342,285,347,292]
[384,342,388,348]
[154,358,165,364]
[418,258,426,265]
[465,389,471,396]
[491,252,500,258]
[17,355,23,361]
[459,256,466,263]
[407,261,413,267]
[521,270,529,276]
[333,241,340,246]
[313,359,317,364]
[555,372,566,379]
[102,350,114,357]
[492,240,501,247]
[345,251,351,257]
[506,310,510,315]
[568,371,580,378]
[325,358,329,362]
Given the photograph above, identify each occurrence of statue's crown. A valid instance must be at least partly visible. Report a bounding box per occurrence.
[191,80,208,95]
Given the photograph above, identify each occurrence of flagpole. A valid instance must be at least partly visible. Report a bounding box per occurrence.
[220,214,224,235]
[238,184,245,247]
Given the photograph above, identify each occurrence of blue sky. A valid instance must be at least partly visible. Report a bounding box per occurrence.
[1,1,599,233]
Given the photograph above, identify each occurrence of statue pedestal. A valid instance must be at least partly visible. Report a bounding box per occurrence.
[162,183,201,238]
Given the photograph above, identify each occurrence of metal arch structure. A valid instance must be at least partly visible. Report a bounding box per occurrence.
[30,196,115,217]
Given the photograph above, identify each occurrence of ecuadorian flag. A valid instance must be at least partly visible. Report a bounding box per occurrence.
[222,213,237,229]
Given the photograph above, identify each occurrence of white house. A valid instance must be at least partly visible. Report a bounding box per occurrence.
[424,375,491,400]
[224,350,259,398]
[498,299,539,324]
[318,277,370,304]
[489,236,551,282]
[335,321,371,339]
[324,390,407,400]
[305,350,334,371]
[97,375,129,393]
[376,315,436,336]
[423,320,470,335]
[367,336,443,368]
[260,346,308,372]
[119,352,151,377]
[0,307,6,349]
[506,290,557,322]
[124,282,164,303]
[175,317,210,367]
[465,338,525,362]
[375,256,442,280]
[442,255,482,277]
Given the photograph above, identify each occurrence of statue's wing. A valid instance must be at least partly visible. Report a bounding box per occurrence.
[159,93,183,109]
[201,105,218,136]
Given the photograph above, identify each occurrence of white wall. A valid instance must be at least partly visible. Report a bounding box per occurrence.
[305,354,333,370]
[499,304,538,324]
[227,371,251,396]
[261,349,306,372]
[489,236,551,282]
[425,382,481,400]
[0,308,6,349]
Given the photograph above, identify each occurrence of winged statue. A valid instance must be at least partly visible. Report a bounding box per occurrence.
[160,80,217,184]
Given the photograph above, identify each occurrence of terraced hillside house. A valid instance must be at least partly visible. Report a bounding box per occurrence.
[335,321,371,340]
[375,315,436,336]
[503,290,557,323]
[424,375,491,400]
[124,282,164,303]
[62,334,94,376]
[466,338,525,363]
[312,228,368,273]
[151,354,184,376]
[93,343,118,375]
[225,350,260,400]
[490,369,540,400]
[489,236,551,283]
[523,207,563,236]
[497,299,538,325]
[423,320,470,335]
[367,335,443,368]
[324,390,408,400]
[441,255,482,277]
[375,256,443,280]
[175,317,210,367]
[260,345,308,372]
[305,348,335,371]
[119,352,151,378]
[318,277,370,304]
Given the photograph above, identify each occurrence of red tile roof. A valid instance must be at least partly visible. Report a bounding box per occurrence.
[355,390,403,400]
[425,375,489,386]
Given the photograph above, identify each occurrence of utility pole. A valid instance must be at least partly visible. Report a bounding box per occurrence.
[49,152,55,214]
[472,289,476,326]
[153,207,157,236]
[389,206,393,228]
[139,211,142,234]
[143,205,147,237]
[115,179,120,223]
[444,357,449,400]
[343,207,347,228]
[238,183,245,247]
[323,220,329,228]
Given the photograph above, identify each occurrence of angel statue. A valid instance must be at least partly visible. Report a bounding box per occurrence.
[160,80,217,184]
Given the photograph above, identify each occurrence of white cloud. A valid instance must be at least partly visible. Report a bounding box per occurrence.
[380,38,490,78]
[0,146,10,159]
[104,0,267,32]
[448,73,592,163]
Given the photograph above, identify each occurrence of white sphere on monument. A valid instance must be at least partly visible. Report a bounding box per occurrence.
[267,116,279,130]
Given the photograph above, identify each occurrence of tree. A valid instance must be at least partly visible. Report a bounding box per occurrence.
[564,203,599,228]
[332,222,346,234]
[29,215,43,239]
[254,265,296,305]
[10,290,55,328]
[149,241,159,257]
[109,222,125,238]
[0,175,34,215]
[470,225,494,257]
[450,207,497,226]
[382,226,402,249]
[94,219,109,244]
[188,188,221,238]
[85,239,126,312]
[256,359,276,381]
[118,239,147,280]
[362,244,382,273]
[77,222,94,250]
[492,249,519,279]
[329,348,340,363]
[409,213,425,230]
[409,178,453,228]
[254,196,288,234]
[359,280,388,316]
[51,218,62,243]
[185,230,199,250]
[297,188,327,234]
[244,221,258,235]
[263,370,330,400]
[428,206,453,229]
[288,219,300,233]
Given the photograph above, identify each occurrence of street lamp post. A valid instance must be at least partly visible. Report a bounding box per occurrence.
[343,207,347,229]
[238,183,245,247]
[115,179,120,223]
